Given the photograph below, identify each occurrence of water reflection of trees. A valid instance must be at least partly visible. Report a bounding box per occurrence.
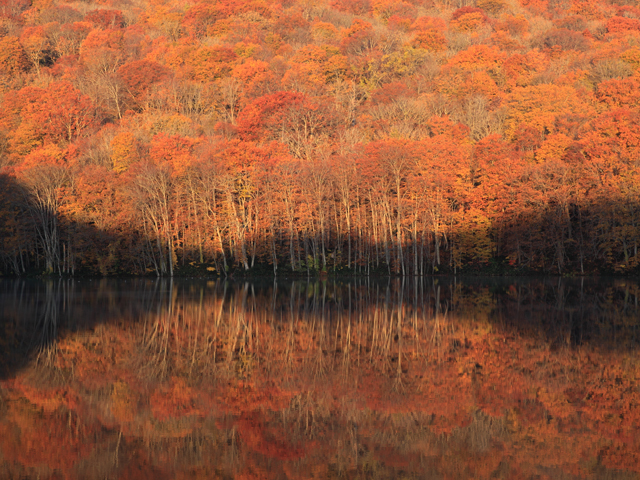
[1,277,639,478]
[134,278,456,387]
[133,277,640,382]
[2,277,639,381]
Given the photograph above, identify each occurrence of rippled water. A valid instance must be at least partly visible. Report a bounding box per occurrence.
[0,277,639,479]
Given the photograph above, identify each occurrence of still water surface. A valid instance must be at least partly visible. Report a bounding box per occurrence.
[0,277,639,479]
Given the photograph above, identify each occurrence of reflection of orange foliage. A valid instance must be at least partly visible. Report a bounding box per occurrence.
[237,411,305,460]
[111,380,138,424]
[0,394,94,472]
[359,362,474,435]
[150,377,199,421]
[600,444,640,473]
[9,379,79,413]
[1,288,639,478]
[235,467,271,480]
[215,381,295,415]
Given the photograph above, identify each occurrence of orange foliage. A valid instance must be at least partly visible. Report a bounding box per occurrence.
[311,21,339,43]
[505,84,590,138]
[596,76,640,108]
[411,16,446,32]
[282,45,349,91]
[149,133,200,175]
[0,36,30,75]
[450,8,489,32]
[231,59,275,100]
[79,28,124,64]
[372,0,417,22]
[84,8,125,29]
[412,29,447,51]
[606,16,640,35]
[111,131,141,172]
[329,0,371,15]
[340,18,375,55]
[184,45,237,81]
[236,91,307,142]
[446,44,506,71]
[0,0,640,278]
[118,59,172,107]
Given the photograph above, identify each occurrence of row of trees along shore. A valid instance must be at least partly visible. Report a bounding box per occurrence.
[1,0,640,276]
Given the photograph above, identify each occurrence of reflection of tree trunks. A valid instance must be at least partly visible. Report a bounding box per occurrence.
[7,276,637,410]
[412,216,418,277]
[141,278,178,378]
[34,279,62,366]
[394,277,404,390]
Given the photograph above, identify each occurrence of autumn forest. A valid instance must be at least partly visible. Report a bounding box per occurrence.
[1,0,640,276]
[1,277,639,478]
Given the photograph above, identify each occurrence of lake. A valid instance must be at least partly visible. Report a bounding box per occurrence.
[0,277,639,479]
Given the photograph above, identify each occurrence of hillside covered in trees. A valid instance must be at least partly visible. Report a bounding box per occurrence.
[1,0,639,276]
